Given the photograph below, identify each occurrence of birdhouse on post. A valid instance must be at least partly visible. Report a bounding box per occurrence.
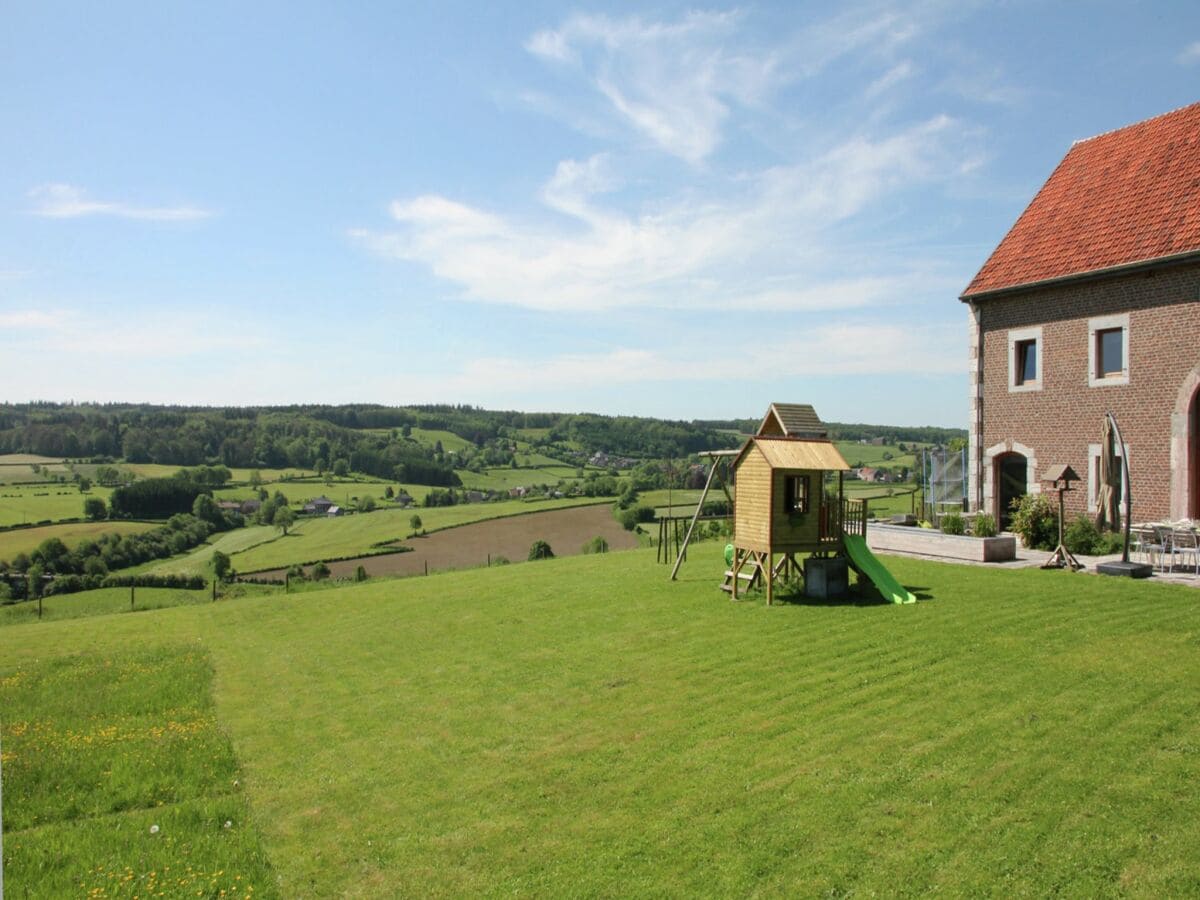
[1041,464,1083,570]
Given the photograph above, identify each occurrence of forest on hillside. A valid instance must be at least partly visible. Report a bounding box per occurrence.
[0,403,963,474]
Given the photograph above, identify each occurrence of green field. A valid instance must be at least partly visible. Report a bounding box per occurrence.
[1,586,213,625]
[142,525,286,578]
[0,484,114,527]
[456,465,588,491]
[229,497,610,572]
[0,520,158,562]
[2,545,1199,894]
[407,427,474,453]
[835,440,921,470]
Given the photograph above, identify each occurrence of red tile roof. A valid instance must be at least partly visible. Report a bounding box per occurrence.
[962,102,1200,298]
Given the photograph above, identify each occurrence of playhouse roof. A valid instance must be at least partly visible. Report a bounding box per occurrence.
[758,403,828,438]
[735,436,850,472]
[962,101,1200,299]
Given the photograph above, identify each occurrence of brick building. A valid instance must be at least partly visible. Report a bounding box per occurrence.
[962,102,1200,527]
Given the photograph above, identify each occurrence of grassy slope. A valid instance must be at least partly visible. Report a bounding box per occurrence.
[1,586,213,626]
[2,546,1199,895]
[142,525,284,577]
[0,520,157,560]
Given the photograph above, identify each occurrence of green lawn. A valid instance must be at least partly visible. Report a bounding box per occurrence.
[229,496,609,572]
[0,484,114,526]
[0,645,276,895]
[2,545,1199,894]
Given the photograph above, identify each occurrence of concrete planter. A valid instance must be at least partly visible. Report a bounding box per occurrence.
[866,523,1017,563]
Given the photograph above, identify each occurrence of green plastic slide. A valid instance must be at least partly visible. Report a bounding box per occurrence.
[843,535,917,604]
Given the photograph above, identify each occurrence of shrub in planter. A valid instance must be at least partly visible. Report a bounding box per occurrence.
[972,513,998,538]
[940,513,965,536]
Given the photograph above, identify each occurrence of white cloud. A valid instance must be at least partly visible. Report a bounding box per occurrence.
[0,309,68,329]
[865,60,916,98]
[356,115,969,314]
[1178,41,1200,65]
[0,305,260,357]
[395,320,962,400]
[28,184,213,221]
[527,10,777,164]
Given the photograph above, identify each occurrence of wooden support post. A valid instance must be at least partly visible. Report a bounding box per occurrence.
[285,571,290,593]
[212,580,217,602]
[670,454,725,581]
[131,585,135,609]
[731,549,740,601]
[424,560,428,576]
[765,551,773,606]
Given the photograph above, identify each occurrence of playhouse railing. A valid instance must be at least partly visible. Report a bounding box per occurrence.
[842,498,868,539]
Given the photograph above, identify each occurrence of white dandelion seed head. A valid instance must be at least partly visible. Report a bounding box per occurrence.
[224,820,233,829]
[149,824,160,834]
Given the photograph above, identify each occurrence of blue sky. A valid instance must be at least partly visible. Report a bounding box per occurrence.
[2,1,1197,426]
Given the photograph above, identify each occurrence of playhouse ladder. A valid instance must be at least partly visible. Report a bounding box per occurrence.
[720,549,766,598]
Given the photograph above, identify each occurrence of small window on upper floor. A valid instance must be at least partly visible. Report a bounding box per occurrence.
[1096,328,1123,377]
[1015,339,1038,385]
[1007,326,1042,392]
[1088,314,1129,387]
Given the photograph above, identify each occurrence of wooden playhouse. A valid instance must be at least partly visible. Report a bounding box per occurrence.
[724,403,866,603]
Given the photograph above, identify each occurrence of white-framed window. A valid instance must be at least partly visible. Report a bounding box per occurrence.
[1007,326,1043,392]
[1088,313,1129,387]
[1087,442,1129,513]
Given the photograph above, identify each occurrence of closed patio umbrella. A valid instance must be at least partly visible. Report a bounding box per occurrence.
[1095,415,1121,532]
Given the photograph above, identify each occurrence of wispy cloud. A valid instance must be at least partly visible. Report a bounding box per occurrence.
[527,10,777,164]
[865,60,916,98]
[355,115,971,314]
[1178,41,1200,65]
[397,320,962,399]
[0,308,68,329]
[28,184,213,221]
[0,305,260,356]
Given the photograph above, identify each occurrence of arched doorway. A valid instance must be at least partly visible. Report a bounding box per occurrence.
[1192,387,1200,519]
[995,452,1027,530]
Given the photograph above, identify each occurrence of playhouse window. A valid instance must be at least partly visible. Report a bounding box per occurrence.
[784,475,810,514]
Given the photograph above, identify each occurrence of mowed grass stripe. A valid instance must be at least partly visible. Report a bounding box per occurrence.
[1,544,1199,894]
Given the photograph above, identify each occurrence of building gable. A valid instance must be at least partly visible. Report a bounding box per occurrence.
[963,102,1200,299]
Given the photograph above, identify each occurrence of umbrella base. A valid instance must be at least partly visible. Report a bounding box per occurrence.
[1096,560,1154,578]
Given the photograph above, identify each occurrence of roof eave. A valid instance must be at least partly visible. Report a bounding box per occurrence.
[960,247,1200,302]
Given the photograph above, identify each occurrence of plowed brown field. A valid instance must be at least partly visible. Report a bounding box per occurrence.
[255,503,640,580]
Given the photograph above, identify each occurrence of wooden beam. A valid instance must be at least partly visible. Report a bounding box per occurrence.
[670,454,724,581]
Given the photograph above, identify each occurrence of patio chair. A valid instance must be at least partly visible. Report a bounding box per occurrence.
[1154,525,1177,573]
[1132,526,1166,571]
[1171,527,1200,576]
